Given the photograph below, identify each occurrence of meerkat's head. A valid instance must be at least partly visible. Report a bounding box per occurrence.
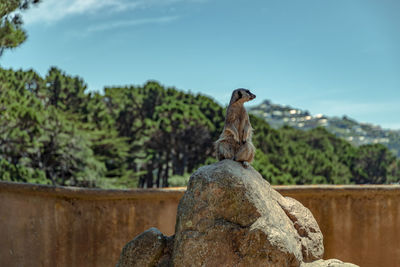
[229,88,256,105]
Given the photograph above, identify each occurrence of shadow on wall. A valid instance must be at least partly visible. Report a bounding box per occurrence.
[0,181,399,267]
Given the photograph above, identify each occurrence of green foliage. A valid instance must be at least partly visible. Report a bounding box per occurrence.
[0,67,224,187]
[351,144,398,184]
[0,158,48,184]
[1,66,399,187]
[251,115,399,185]
[168,173,191,187]
[0,68,105,187]
[0,0,41,56]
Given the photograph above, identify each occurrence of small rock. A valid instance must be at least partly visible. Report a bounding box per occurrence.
[116,227,172,267]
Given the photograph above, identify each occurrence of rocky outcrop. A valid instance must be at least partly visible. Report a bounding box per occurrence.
[171,159,325,266]
[117,160,359,267]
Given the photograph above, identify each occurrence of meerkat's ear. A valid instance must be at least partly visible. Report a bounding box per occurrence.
[238,90,242,99]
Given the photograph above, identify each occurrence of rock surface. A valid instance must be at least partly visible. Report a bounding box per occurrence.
[301,259,360,267]
[117,228,173,267]
[273,192,324,262]
[117,160,359,267]
[172,160,322,266]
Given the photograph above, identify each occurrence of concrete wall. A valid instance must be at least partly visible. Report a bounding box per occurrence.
[0,181,399,267]
[279,185,400,267]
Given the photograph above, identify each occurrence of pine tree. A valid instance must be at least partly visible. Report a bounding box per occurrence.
[0,0,41,57]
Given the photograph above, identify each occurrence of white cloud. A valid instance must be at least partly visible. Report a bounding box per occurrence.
[21,0,205,25]
[21,0,135,25]
[87,16,180,32]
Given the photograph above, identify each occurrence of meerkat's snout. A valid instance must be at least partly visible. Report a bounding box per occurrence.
[243,89,256,100]
[246,90,256,100]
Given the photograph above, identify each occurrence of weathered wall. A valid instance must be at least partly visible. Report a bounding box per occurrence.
[0,181,399,267]
[0,182,184,267]
[279,185,400,267]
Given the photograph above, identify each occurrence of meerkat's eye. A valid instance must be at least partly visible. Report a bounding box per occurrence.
[245,90,250,94]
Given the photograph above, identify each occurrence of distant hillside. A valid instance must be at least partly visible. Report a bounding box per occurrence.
[249,100,400,157]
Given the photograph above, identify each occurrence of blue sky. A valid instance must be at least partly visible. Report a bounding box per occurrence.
[2,0,400,129]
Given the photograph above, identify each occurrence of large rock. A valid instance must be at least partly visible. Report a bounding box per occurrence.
[172,160,323,266]
[117,160,359,267]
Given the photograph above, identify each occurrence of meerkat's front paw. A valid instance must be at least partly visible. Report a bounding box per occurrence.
[242,161,250,168]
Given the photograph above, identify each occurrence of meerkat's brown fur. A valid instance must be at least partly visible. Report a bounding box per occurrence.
[215,88,256,168]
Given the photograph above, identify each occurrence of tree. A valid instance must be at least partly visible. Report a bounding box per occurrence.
[2,67,400,188]
[352,144,397,184]
[0,79,47,183]
[0,0,40,57]
[145,93,215,187]
[44,67,88,113]
[34,107,106,187]
[0,68,105,187]
[251,118,355,185]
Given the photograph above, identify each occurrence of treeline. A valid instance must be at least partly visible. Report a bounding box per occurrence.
[1,67,399,188]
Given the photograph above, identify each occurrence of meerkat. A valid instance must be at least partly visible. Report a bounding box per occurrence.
[215,88,256,168]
